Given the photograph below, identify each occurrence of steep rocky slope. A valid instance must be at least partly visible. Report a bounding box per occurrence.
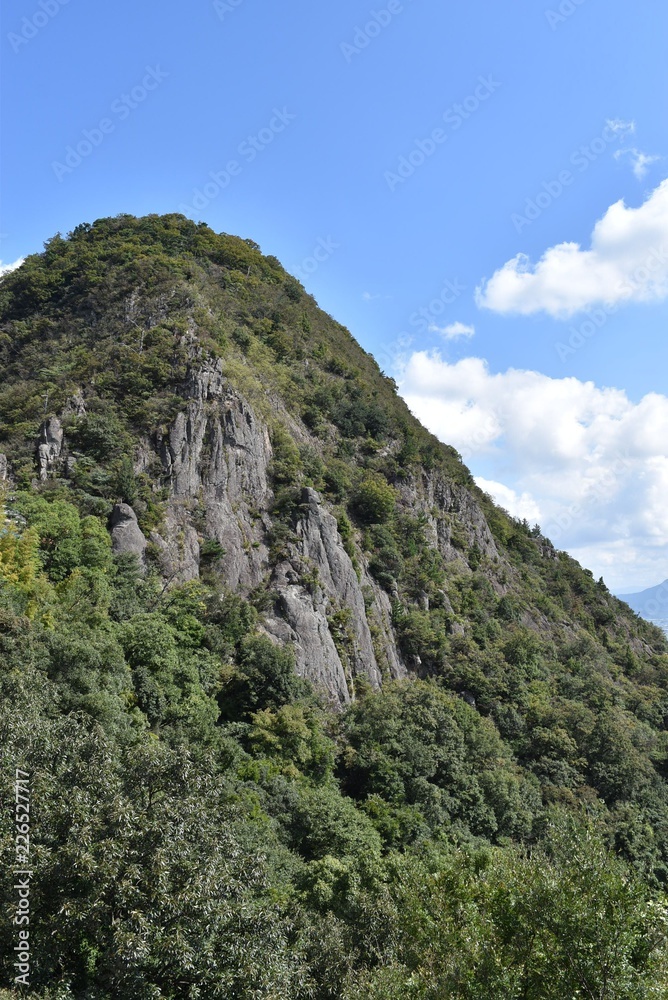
[0,213,663,709]
[5,214,668,997]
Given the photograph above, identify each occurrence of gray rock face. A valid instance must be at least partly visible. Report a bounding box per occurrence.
[24,365,507,704]
[110,503,147,567]
[0,454,7,481]
[149,504,200,583]
[149,365,408,703]
[99,361,512,704]
[260,489,386,704]
[37,417,64,480]
[263,566,353,706]
[155,360,271,591]
[296,488,382,684]
[362,577,407,681]
[400,472,499,566]
[63,391,87,417]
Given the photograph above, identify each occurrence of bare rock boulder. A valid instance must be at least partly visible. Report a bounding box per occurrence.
[110,503,147,568]
[37,417,64,480]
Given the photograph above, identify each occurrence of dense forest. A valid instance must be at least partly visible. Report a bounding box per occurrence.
[1,214,668,997]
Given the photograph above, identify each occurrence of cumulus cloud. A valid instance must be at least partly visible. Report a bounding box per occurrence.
[0,258,24,278]
[430,321,475,340]
[474,477,542,523]
[476,178,668,317]
[399,351,668,590]
[615,147,661,180]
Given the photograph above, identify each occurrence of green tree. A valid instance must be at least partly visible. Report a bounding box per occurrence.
[220,634,306,720]
[352,473,397,525]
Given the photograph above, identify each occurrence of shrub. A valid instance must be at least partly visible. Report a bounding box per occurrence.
[352,474,397,525]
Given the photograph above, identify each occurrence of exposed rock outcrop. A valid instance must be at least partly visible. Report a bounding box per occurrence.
[149,504,200,583]
[63,391,87,417]
[0,454,7,481]
[261,488,389,704]
[26,365,521,706]
[155,360,272,591]
[37,417,64,480]
[151,367,403,703]
[401,472,499,566]
[263,569,353,705]
[296,487,382,683]
[109,503,147,567]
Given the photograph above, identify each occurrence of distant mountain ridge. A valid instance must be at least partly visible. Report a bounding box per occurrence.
[620,580,668,619]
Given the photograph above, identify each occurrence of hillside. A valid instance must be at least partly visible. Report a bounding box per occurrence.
[1,214,668,997]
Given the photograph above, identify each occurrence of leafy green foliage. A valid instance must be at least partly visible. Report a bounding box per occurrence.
[352,473,398,525]
[349,819,668,999]
[2,214,668,996]
[219,634,308,719]
[341,680,538,846]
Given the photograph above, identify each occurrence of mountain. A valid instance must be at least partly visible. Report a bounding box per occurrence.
[619,580,668,619]
[2,214,668,996]
[0,213,661,704]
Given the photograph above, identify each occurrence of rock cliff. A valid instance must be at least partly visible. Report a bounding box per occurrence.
[26,358,512,704]
[23,349,648,703]
[142,362,405,703]
[1,213,659,708]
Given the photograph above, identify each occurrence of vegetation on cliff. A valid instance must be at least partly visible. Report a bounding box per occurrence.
[1,215,668,997]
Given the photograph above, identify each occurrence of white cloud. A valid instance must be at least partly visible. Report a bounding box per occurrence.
[430,321,475,340]
[399,351,668,590]
[475,477,542,523]
[0,258,24,278]
[614,147,661,180]
[476,178,668,317]
[363,291,381,301]
[605,118,636,140]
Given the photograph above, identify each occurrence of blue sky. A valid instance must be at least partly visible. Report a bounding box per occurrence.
[3,0,668,590]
